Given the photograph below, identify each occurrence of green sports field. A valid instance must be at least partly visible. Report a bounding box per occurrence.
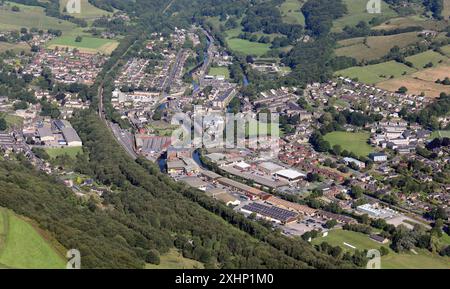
[47,35,119,54]
[0,207,65,269]
[279,0,305,25]
[145,248,204,269]
[335,61,417,84]
[313,229,450,269]
[324,131,373,157]
[208,66,230,78]
[225,28,272,57]
[0,1,76,32]
[45,147,83,159]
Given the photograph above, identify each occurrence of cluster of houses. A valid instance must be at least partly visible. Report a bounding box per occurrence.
[22,49,107,85]
[370,120,431,154]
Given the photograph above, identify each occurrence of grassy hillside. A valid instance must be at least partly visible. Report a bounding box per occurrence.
[0,1,76,32]
[405,50,448,69]
[47,35,119,54]
[332,0,397,32]
[145,249,204,269]
[0,207,66,269]
[313,229,450,269]
[335,61,417,84]
[279,0,305,25]
[336,32,423,62]
[60,0,111,20]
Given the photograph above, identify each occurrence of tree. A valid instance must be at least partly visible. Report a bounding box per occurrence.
[75,36,83,42]
[379,246,389,256]
[397,86,408,94]
[146,249,160,265]
[325,219,338,229]
[0,118,7,131]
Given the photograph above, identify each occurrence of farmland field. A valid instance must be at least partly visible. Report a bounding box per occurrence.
[47,35,119,54]
[0,2,76,32]
[335,61,417,84]
[332,0,397,32]
[441,45,450,57]
[60,0,111,20]
[372,15,445,31]
[0,42,30,53]
[45,147,83,159]
[279,0,305,25]
[0,207,65,269]
[405,50,448,69]
[145,248,204,269]
[336,32,423,62]
[313,229,450,269]
[323,131,373,157]
[225,28,272,57]
[377,64,450,97]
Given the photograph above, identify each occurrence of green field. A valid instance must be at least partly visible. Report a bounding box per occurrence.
[313,229,450,269]
[0,2,76,32]
[279,0,305,25]
[405,50,448,69]
[60,0,111,20]
[440,45,450,57]
[332,0,398,32]
[47,35,118,54]
[245,122,282,138]
[145,249,204,269]
[336,32,423,62]
[208,66,230,78]
[431,130,450,139]
[324,131,373,157]
[335,61,417,84]
[0,42,31,53]
[45,147,83,159]
[0,207,65,269]
[0,113,23,128]
[225,28,272,57]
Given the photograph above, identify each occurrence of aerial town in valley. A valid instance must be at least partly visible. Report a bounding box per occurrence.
[0,0,449,270]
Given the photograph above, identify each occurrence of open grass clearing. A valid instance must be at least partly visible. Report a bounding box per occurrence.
[332,0,397,32]
[323,131,373,157]
[0,1,76,32]
[335,61,417,84]
[145,248,204,269]
[45,146,83,159]
[279,0,305,25]
[0,207,66,269]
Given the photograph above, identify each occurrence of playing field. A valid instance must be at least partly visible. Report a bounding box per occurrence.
[47,35,119,54]
[332,0,397,32]
[0,207,65,269]
[324,131,373,157]
[0,2,76,32]
[45,147,83,159]
[60,0,111,20]
[335,61,417,84]
[313,229,450,269]
[208,66,230,78]
[225,28,272,57]
[336,32,423,62]
[405,50,448,69]
[279,0,305,25]
[145,248,204,269]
